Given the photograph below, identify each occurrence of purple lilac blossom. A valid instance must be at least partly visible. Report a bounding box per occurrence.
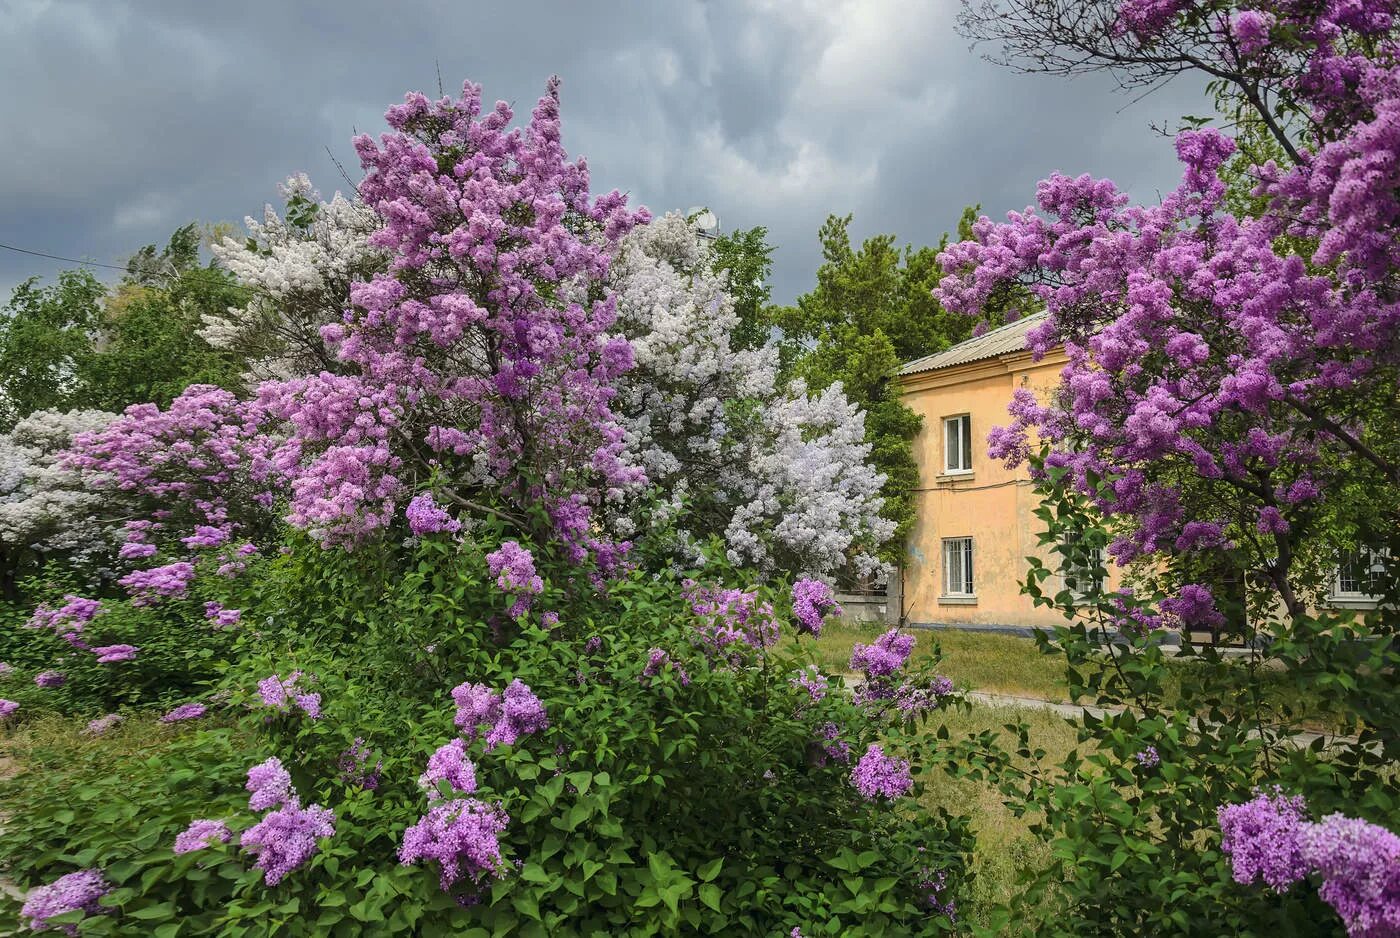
[419,739,478,799]
[174,819,232,854]
[406,493,461,535]
[92,644,138,663]
[1135,746,1160,768]
[484,680,549,752]
[1218,789,1312,892]
[83,713,122,736]
[0,699,17,718]
[791,578,841,637]
[850,743,913,800]
[641,647,691,687]
[486,541,543,616]
[161,703,207,723]
[246,757,294,811]
[850,629,915,678]
[452,682,503,741]
[399,798,509,892]
[118,562,196,605]
[338,738,382,791]
[814,722,851,767]
[1299,814,1400,938]
[19,869,110,933]
[257,672,321,719]
[240,799,336,886]
[34,670,66,689]
[790,665,829,702]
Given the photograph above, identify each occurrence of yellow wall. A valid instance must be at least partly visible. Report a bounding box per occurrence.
[898,349,1104,627]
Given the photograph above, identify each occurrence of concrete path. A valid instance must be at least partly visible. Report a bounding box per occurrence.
[962,689,1358,751]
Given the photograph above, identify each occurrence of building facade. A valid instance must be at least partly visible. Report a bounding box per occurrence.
[895,315,1386,630]
[895,315,1105,628]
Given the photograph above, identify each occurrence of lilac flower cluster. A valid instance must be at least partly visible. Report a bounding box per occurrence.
[486,541,543,616]
[117,561,197,606]
[791,578,841,637]
[203,601,243,627]
[451,679,549,752]
[256,672,322,719]
[240,757,336,885]
[813,722,851,767]
[173,819,232,855]
[28,595,102,647]
[92,644,138,664]
[684,580,780,663]
[641,647,691,687]
[790,665,829,702]
[1135,746,1160,769]
[160,702,207,723]
[850,743,913,800]
[406,492,461,536]
[399,797,510,893]
[0,699,18,718]
[918,867,957,921]
[19,868,110,933]
[1219,790,1400,936]
[850,628,917,707]
[83,713,122,736]
[338,738,382,791]
[34,670,66,689]
[894,676,956,716]
[419,739,478,801]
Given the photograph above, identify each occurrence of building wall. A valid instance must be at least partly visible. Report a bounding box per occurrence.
[898,349,1109,627]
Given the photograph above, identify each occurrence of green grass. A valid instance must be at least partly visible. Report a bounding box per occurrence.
[918,704,1079,933]
[793,620,1067,699]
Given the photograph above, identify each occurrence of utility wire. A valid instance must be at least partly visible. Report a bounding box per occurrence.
[0,240,258,296]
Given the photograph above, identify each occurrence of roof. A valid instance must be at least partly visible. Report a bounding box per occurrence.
[897,312,1048,376]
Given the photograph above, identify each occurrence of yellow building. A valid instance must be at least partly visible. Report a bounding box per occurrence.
[895,314,1088,628]
[895,315,1387,630]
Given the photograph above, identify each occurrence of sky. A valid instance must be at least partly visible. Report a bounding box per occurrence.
[0,0,1206,306]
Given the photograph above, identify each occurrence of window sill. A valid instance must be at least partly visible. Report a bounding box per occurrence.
[1327,596,1379,610]
[937,471,975,483]
[938,595,978,606]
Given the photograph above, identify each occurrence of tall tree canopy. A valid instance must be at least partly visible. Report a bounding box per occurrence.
[772,213,978,563]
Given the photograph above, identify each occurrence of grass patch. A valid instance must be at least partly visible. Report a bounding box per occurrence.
[793,620,1066,699]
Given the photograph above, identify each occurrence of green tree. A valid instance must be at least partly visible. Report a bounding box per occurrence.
[80,225,248,409]
[0,270,105,429]
[772,214,979,563]
[708,224,775,351]
[0,225,250,429]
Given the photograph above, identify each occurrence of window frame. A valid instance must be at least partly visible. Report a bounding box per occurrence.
[1331,548,1386,606]
[942,414,973,475]
[942,536,975,598]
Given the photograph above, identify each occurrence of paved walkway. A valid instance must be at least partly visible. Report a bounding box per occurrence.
[962,690,1357,751]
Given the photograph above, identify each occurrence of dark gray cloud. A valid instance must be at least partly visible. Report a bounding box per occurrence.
[0,0,1206,306]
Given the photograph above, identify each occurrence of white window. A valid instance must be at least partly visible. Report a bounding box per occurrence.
[943,415,972,474]
[1060,546,1105,599]
[943,537,975,596]
[1334,549,1385,600]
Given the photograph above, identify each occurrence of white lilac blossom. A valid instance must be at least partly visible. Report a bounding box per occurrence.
[610,213,891,579]
[207,174,385,380]
[0,409,120,571]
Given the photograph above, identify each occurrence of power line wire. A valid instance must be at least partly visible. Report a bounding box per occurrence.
[0,240,257,296]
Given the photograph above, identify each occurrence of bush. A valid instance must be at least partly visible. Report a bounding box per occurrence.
[0,526,974,936]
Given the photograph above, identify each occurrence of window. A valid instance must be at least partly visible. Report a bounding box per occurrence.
[943,415,972,474]
[1060,546,1104,599]
[943,537,974,596]
[1335,549,1385,600]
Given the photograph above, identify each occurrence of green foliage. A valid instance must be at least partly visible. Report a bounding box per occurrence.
[708,224,774,352]
[938,456,1400,936]
[772,214,977,562]
[0,269,106,428]
[0,225,248,428]
[0,527,975,935]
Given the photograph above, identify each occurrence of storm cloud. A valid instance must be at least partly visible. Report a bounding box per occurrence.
[1,0,1205,305]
